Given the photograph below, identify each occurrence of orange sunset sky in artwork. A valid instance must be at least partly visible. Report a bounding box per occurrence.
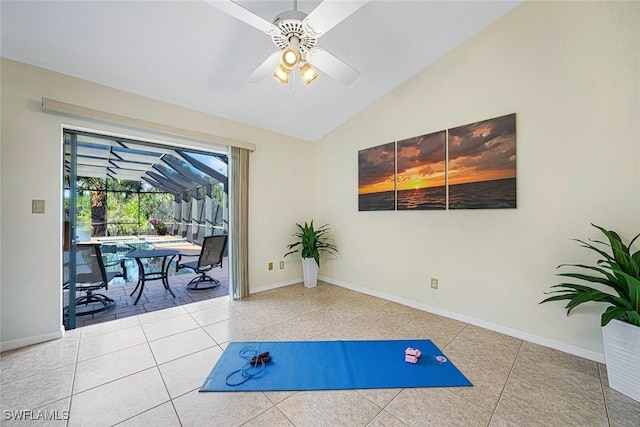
[396,131,446,192]
[358,114,516,195]
[447,113,516,186]
[358,142,395,195]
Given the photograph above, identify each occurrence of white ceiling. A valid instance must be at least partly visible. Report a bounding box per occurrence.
[1,0,521,142]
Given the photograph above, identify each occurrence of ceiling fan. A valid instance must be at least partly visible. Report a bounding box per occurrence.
[205,0,369,86]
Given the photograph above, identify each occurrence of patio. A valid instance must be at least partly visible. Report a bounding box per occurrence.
[64,238,229,328]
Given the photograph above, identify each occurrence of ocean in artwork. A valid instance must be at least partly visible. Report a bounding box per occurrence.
[397,186,446,210]
[359,191,395,211]
[360,178,516,210]
[449,177,516,209]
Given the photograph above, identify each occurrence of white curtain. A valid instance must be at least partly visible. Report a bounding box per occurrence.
[229,146,250,299]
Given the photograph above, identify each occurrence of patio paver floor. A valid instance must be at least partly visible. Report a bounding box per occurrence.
[64,256,229,328]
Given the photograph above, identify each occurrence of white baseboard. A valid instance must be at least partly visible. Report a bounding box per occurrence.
[0,325,65,353]
[320,276,605,364]
[250,278,302,294]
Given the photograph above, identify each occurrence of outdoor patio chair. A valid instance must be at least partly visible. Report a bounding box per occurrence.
[176,234,227,290]
[63,243,126,316]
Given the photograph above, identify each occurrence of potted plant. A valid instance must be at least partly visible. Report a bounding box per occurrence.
[284,220,337,288]
[148,218,168,236]
[540,224,640,402]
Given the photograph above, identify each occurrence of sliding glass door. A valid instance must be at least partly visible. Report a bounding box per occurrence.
[62,128,230,329]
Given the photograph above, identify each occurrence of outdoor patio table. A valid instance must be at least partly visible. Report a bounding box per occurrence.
[125,249,179,305]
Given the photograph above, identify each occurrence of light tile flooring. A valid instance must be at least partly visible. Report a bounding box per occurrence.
[1,282,639,426]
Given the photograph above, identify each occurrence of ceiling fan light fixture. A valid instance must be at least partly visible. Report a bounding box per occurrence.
[280,47,301,70]
[299,61,319,85]
[272,64,290,84]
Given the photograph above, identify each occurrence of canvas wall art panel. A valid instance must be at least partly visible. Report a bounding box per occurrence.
[447,113,517,209]
[358,142,396,211]
[396,131,446,210]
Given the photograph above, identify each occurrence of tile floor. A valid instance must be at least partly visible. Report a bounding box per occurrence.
[2,282,640,426]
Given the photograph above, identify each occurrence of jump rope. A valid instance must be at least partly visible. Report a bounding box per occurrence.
[225,345,272,386]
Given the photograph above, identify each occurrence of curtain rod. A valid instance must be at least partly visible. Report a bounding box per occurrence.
[42,98,256,152]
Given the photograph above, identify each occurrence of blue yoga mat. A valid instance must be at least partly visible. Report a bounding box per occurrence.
[200,339,472,392]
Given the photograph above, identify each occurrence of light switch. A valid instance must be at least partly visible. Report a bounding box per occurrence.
[32,199,46,214]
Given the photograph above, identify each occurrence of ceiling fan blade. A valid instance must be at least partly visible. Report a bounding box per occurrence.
[306,47,360,86]
[204,0,282,37]
[246,51,281,83]
[303,0,370,38]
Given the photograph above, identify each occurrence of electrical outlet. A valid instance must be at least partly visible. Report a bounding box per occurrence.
[430,278,438,289]
[268,262,273,271]
[279,261,284,270]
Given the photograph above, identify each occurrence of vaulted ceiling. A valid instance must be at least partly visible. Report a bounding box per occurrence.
[1,1,522,142]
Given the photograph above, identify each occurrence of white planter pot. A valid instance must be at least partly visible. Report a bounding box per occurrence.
[301,257,319,288]
[602,318,640,402]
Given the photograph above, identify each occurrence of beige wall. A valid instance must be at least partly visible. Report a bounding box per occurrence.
[0,59,315,349]
[2,1,639,360]
[315,1,639,360]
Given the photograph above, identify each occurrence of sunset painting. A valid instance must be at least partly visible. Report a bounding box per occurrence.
[358,142,396,211]
[396,131,446,210]
[447,113,516,209]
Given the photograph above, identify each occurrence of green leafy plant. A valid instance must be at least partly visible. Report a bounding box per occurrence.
[284,220,337,267]
[540,224,640,327]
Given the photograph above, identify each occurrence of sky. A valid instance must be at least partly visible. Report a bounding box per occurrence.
[358,142,395,195]
[396,130,446,191]
[358,113,516,195]
[448,113,516,185]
